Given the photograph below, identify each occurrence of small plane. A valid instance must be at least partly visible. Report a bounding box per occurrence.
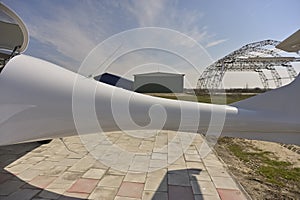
[0,3,299,146]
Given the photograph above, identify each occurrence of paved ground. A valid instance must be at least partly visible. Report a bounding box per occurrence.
[0,131,248,200]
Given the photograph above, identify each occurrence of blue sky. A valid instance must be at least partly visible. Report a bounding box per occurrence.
[2,0,300,88]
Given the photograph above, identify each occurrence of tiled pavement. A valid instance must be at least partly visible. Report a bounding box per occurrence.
[0,131,249,200]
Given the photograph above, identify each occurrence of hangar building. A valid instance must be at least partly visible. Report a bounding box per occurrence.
[133,72,184,93]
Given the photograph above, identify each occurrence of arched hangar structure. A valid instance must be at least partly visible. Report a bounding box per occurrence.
[197,40,299,89]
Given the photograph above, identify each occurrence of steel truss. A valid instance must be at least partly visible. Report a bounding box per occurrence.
[197,40,299,89]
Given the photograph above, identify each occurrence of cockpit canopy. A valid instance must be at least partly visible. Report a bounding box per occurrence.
[0,2,28,68]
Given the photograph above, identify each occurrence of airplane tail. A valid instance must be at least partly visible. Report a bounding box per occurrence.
[232,74,300,118]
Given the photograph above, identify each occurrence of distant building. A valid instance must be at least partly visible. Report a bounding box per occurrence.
[133,72,184,93]
[94,73,133,91]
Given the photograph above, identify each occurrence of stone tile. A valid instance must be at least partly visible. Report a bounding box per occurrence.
[190,180,218,196]
[29,176,56,189]
[63,192,89,199]
[68,156,95,172]
[5,163,32,174]
[46,177,77,193]
[107,168,127,176]
[88,186,118,200]
[45,187,66,195]
[217,188,247,200]
[17,169,42,181]
[184,154,201,162]
[205,166,231,178]
[117,182,144,198]
[31,161,57,171]
[38,190,61,199]
[82,168,106,179]
[0,156,21,168]
[184,149,199,155]
[124,172,147,183]
[60,171,83,181]
[147,168,167,178]
[170,156,186,166]
[0,172,13,184]
[67,178,98,194]
[92,160,110,169]
[168,185,194,200]
[168,170,190,186]
[129,155,150,172]
[41,165,68,176]
[98,175,124,188]
[45,155,66,162]
[151,153,167,160]
[114,196,140,200]
[0,180,25,195]
[149,166,166,172]
[4,188,40,200]
[20,183,39,190]
[153,147,168,153]
[144,175,167,192]
[211,176,239,190]
[67,153,85,159]
[149,159,167,168]
[194,194,221,200]
[202,157,223,167]
[186,161,205,169]
[203,153,219,161]
[55,158,79,167]
[167,164,185,171]
[142,191,168,200]
[188,170,211,181]
[22,156,45,164]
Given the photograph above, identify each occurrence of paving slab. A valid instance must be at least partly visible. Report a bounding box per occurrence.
[211,176,240,190]
[29,176,56,189]
[4,188,41,200]
[168,185,194,200]
[190,180,219,196]
[142,191,168,200]
[98,175,124,188]
[124,172,147,183]
[82,168,106,179]
[15,168,42,181]
[217,188,248,200]
[38,190,61,199]
[168,170,190,186]
[0,131,249,200]
[67,178,98,194]
[144,175,167,192]
[88,186,118,200]
[0,180,26,196]
[117,181,144,198]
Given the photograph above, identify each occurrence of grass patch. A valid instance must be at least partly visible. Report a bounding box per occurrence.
[151,94,255,104]
[258,165,300,186]
[228,143,270,162]
[225,140,300,188]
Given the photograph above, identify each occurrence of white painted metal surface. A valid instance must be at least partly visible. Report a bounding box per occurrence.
[276,29,300,53]
[0,2,29,53]
[0,55,299,146]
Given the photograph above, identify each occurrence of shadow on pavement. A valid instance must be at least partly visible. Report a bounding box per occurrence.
[0,142,85,200]
[152,168,203,200]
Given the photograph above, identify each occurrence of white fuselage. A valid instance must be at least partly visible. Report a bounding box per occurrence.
[0,55,299,146]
